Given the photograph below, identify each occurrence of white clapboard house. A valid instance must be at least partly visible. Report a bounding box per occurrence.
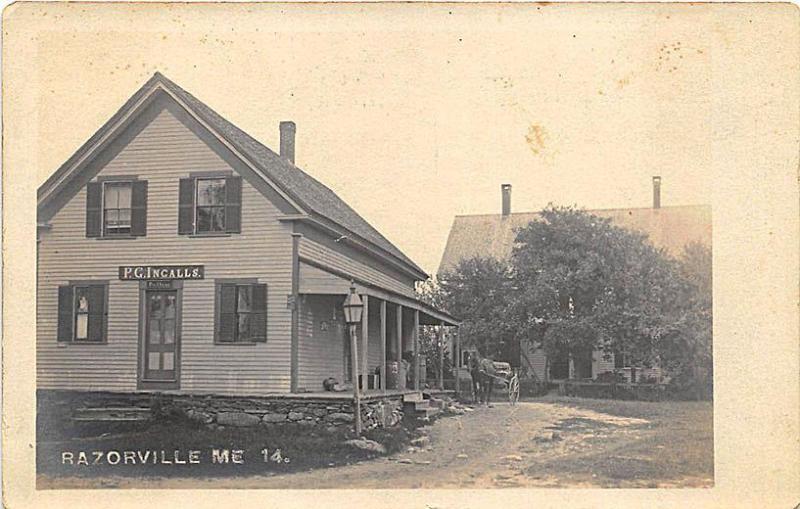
[36,73,459,413]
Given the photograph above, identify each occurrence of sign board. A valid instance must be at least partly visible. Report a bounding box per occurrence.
[145,280,174,290]
[119,265,204,281]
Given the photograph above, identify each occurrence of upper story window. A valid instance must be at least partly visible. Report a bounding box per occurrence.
[103,181,132,236]
[86,179,147,238]
[179,175,241,235]
[196,178,226,233]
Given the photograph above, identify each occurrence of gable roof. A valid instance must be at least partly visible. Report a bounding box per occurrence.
[438,204,712,274]
[37,72,427,279]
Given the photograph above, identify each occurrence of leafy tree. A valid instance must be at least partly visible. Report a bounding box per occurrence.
[429,206,712,397]
[435,257,514,359]
[658,242,713,397]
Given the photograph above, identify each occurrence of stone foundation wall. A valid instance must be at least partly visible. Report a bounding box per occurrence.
[37,390,405,432]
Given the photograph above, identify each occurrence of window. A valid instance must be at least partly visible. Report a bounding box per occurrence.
[103,181,132,235]
[86,179,147,238]
[57,283,108,343]
[195,178,226,233]
[74,287,90,340]
[215,282,267,343]
[235,285,254,341]
[178,175,241,235]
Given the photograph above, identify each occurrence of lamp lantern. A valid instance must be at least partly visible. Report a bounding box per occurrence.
[342,281,364,435]
[343,282,364,325]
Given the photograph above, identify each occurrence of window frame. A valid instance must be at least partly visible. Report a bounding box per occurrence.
[214,278,266,345]
[102,180,134,237]
[194,176,227,234]
[64,280,109,344]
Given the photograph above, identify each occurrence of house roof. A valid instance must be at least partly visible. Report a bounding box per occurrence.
[438,204,712,274]
[37,72,427,279]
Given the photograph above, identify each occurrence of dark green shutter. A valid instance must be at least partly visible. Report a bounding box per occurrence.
[87,285,106,342]
[57,285,74,342]
[85,182,102,237]
[224,176,242,233]
[251,284,267,342]
[130,180,148,236]
[178,178,195,235]
[218,283,237,342]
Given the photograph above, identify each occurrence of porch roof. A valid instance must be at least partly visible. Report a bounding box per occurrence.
[298,260,460,326]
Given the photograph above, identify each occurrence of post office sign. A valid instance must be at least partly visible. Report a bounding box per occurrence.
[119,265,204,281]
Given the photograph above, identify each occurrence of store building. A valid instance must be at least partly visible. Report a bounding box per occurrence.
[36,72,458,423]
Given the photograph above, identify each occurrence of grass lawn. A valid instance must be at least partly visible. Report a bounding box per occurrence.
[527,395,714,487]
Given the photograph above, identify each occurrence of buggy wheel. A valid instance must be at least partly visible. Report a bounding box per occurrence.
[508,376,520,405]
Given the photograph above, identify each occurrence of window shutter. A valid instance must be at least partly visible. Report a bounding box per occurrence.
[224,176,242,233]
[178,178,195,235]
[85,182,102,237]
[251,284,267,342]
[87,285,107,342]
[57,285,74,342]
[217,283,237,342]
[130,180,148,236]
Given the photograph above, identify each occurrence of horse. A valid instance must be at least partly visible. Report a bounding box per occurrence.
[477,357,497,405]
[469,356,482,404]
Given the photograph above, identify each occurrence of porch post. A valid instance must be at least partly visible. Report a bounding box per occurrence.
[290,233,302,393]
[361,295,369,391]
[413,309,420,391]
[395,304,406,364]
[380,300,387,391]
[438,322,445,390]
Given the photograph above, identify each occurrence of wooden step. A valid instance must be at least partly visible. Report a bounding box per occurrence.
[416,406,441,420]
[403,392,424,403]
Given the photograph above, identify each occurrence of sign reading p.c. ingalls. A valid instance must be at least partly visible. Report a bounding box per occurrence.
[118,265,205,281]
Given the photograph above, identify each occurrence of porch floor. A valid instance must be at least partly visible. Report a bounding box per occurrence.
[271,389,419,401]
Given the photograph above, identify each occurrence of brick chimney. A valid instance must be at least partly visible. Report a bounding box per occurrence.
[279,121,296,164]
[652,176,661,209]
[501,184,512,216]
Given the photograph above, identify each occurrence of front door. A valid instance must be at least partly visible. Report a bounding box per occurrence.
[143,290,179,382]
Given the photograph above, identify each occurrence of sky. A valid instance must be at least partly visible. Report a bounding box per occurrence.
[19,3,726,273]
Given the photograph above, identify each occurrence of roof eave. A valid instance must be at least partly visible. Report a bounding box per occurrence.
[279,213,429,282]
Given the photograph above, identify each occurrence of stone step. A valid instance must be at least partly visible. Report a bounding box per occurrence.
[72,407,151,422]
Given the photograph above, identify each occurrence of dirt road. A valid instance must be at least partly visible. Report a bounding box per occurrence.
[39,398,713,489]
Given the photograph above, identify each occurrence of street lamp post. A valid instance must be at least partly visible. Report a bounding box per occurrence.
[343,282,364,435]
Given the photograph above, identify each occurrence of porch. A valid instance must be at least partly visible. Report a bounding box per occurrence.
[291,266,461,396]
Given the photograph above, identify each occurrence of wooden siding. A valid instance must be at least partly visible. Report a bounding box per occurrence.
[298,238,416,298]
[367,300,384,374]
[526,347,548,381]
[525,345,616,380]
[295,295,388,391]
[37,107,294,395]
[296,295,346,391]
[298,262,351,294]
[593,351,616,378]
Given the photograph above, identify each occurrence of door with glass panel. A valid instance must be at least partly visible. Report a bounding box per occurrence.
[143,290,179,381]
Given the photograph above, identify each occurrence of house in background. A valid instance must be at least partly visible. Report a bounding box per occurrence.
[36,72,458,427]
[438,180,711,382]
